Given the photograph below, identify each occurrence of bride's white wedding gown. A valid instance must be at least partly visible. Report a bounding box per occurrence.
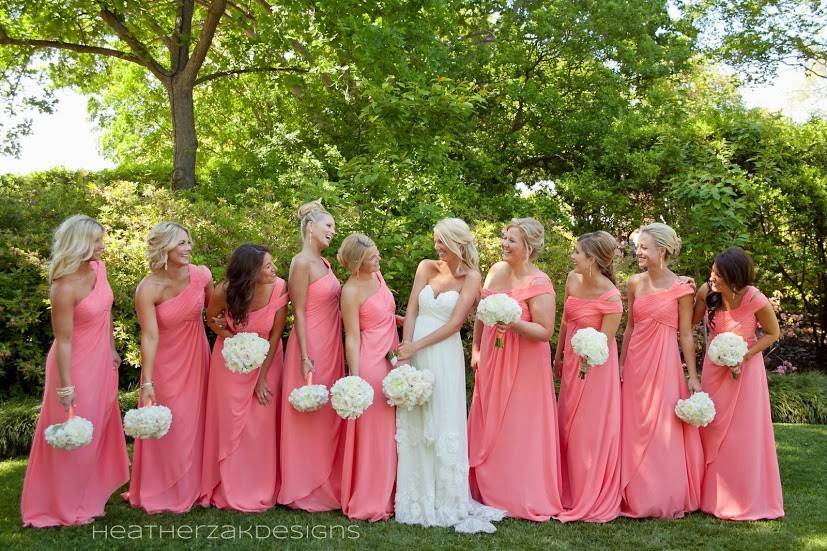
[394,285,505,533]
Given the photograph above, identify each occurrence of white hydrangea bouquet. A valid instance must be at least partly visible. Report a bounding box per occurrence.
[330,375,374,420]
[477,293,523,348]
[707,332,749,379]
[44,407,93,449]
[382,364,435,410]
[675,391,716,427]
[288,372,330,413]
[123,402,173,439]
[571,327,609,379]
[222,332,270,374]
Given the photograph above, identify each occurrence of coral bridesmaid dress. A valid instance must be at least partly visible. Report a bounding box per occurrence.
[125,264,211,513]
[467,275,563,521]
[201,278,287,511]
[621,279,703,518]
[700,285,784,520]
[340,272,398,521]
[21,260,129,527]
[555,288,622,523]
[279,259,346,511]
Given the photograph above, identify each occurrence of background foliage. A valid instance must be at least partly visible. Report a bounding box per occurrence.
[0,0,824,398]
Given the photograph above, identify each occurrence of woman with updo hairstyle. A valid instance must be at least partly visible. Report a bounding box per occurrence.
[394,218,505,532]
[691,247,783,520]
[124,222,212,513]
[337,234,398,521]
[617,223,703,518]
[553,230,622,522]
[201,244,288,511]
[278,200,346,511]
[21,215,129,527]
[467,217,564,521]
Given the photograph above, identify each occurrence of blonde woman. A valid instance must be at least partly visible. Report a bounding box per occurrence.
[394,218,505,532]
[337,234,398,521]
[467,217,562,522]
[278,200,346,511]
[124,222,213,513]
[21,215,129,527]
[617,223,703,518]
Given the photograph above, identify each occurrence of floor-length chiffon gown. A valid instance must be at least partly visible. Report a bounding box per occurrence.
[21,261,129,527]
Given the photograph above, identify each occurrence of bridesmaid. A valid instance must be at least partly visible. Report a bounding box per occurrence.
[467,217,563,521]
[278,200,346,511]
[125,222,212,513]
[617,223,703,518]
[692,247,784,520]
[21,215,129,527]
[201,244,287,511]
[553,230,622,523]
[338,234,398,521]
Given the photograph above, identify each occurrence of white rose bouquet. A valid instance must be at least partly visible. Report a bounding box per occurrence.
[44,407,93,450]
[477,293,523,348]
[570,327,609,379]
[330,375,374,420]
[288,372,330,413]
[707,332,749,379]
[675,391,716,427]
[382,364,435,410]
[222,332,270,374]
[123,403,173,439]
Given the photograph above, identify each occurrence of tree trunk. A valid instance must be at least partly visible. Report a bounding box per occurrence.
[169,79,197,190]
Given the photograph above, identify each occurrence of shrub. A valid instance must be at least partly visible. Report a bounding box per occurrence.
[768,371,827,425]
[0,390,141,460]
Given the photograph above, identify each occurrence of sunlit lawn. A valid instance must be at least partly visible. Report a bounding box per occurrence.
[1,424,825,550]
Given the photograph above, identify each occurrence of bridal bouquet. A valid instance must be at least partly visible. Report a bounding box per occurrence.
[330,375,374,419]
[571,327,609,379]
[288,373,330,413]
[123,403,173,439]
[707,332,749,379]
[675,392,716,427]
[222,332,270,374]
[44,408,93,449]
[477,294,523,348]
[382,364,435,410]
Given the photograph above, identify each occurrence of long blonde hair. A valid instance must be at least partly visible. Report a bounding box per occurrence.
[48,215,104,283]
[434,218,479,271]
[146,222,190,270]
[297,199,332,239]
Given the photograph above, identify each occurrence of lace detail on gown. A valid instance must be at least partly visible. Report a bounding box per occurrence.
[394,285,506,533]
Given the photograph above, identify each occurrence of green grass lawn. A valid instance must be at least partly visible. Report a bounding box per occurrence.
[1,424,825,550]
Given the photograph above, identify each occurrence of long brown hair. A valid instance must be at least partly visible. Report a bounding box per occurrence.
[225,244,270,327]
[706,246,754,329]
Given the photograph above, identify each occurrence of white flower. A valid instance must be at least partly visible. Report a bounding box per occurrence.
[382,365,435,410]
[476,294,522,326]
[707,332,749,367]
[222,332,270,374]
[44,416,93,449]
[675,391,716,427]
[330,376,374,419]
[289,384,330,412]
[123,404,173,439]
[571,327,609,367]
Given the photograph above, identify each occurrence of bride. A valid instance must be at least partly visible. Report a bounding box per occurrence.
[394,218,505,533]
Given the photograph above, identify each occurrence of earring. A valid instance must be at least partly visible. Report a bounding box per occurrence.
[588,264,593,278]
[660,257,664,270]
